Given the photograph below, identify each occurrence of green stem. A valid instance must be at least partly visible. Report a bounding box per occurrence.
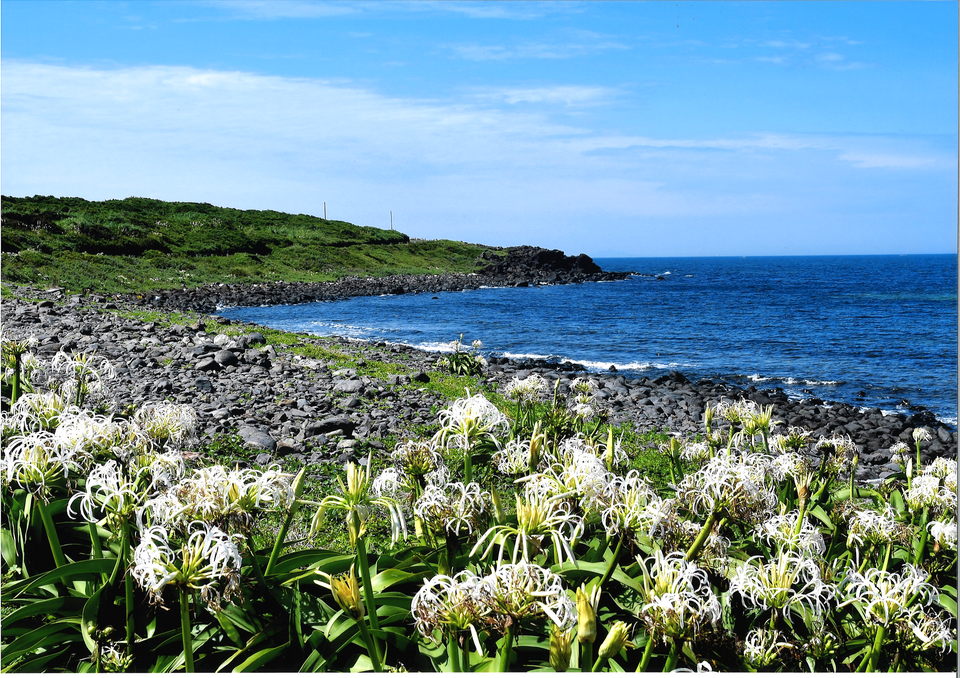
[356,615,383,672]
[88,523,105,582]
[912,508,930,566]
[464,446,474,485]
[880,542,892,571]
[581,640,594,674]
[663,639,680,672]
[446,635,462,673]
[685,510,721,561]
[37,498,66,570]
[460,638,471,673]
[636,634,655,672]
[121,521,135,649]
[10,354,22,407]
[265,470,306,576]
[498,625,515,672]
[599,534,625,587]
[179,588,194,673]
[865,624,887,672]
[354,531,381,637]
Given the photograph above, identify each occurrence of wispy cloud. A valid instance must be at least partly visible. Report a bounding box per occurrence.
[1,61,952,254]
[195,0,360,20]
[445,30,629,61]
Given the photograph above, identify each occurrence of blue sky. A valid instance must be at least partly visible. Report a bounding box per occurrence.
[2,1,956,256]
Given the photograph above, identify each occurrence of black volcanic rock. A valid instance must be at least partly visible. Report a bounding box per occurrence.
[480,246,602,277]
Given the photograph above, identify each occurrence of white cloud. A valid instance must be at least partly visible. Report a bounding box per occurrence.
[1,61,953,254]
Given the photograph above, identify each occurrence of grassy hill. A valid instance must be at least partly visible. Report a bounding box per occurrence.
[1,195,501,293]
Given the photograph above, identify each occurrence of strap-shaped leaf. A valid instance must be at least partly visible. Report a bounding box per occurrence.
[232,641,290,672]
[1,596,83,630]
[2,558,115,597]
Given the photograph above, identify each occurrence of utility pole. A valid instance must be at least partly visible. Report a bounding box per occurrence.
[390,210,394,230]
[323,201,327,220]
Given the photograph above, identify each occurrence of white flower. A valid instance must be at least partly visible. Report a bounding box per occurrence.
[69,460,141,524]
[434,392,506,450]
[755,511,825,555]
[8,391,72,432]
[680,441,712,464]
[847,505,902,547]
[414,481,489,537]
[133,403,198,446]
[2,430,76,496]
[601,471,674,538]
[131,522,242,610]
[769,452,812,482]
[889,442,910,465]
[483,562,577,630]
[677,452,776,522]
[471,339,483,350]
[841,564,936,626]
[390,439,442,477]
[635,551,720,640]
[927,520,957,551]
[493,439,532,474]
[743,629,794,669]
[411,571,491,651]
[569,377,596,395]
[904,474,953,513]
[906,613,955,651]
[923,456,956,479]
[504,374,549,401]
[912,427,933,443]
[729,551,835,619]
[51,351,116,403]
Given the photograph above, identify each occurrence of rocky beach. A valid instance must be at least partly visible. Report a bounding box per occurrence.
[3,263,955,481]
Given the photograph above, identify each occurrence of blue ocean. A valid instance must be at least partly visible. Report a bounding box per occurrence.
[221,254,958,425]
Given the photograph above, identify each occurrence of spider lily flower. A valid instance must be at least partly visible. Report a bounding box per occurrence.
[846,506,904,547]
[504,374,548,401]
[69,460,142,526]
[729,551,835,620]
[133,403,198,448]
[52,351,116,406]
[482,562,577,631]
[904,475,954,514]
[634,551,721,641]
[2,430,76,497]
[927,520,958,551]
[755,510,826,555]
[53,410,128,461]
[601,471,675,539]
[127,448,186,491]
[713,398,760,425]
[525,440,617,516]
[743,629,794,670]
[371,466,412,501]
[769,427,812,454]
[905,613,955,651]
[569,377,597,396]
[840,563,936,626]
[316,460,408,545]
[923,456,957,479]
[815,434,859,477]
[433,392,507,450]
[889,442,911,468]
[493,439,532,474]
[99,643,134,672]
[769,451,812,483]
[680,441,712,464]
[471,487,584,564]
[390,439,443,478]
[414,481,490,537]
[676,451,776,523]
[9,391,73,432]
[411,571,492,652]
[912,427,933,444]
[131,522,242,611]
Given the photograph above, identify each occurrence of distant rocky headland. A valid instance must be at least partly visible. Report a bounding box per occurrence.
[127,246,631,313]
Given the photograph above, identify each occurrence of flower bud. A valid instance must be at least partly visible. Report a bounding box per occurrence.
[329,565,364,618]
[597,621,632,660]
[549,626,573,672]
[576,582,601,644]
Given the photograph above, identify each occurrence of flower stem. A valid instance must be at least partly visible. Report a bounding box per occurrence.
[636,634,655,672]
[663,639,680,672]
[464,446,474,485]
[599,534,625,587]
[37,498,66,571]
[580,640,594,673]
[447,635,462,672]
[179,588,194,673]
[912,508,930,566]
[865,624,887,672]
[10,353,22,406]
[356,615,383,672]
[460,638,471,672]
[265,469,306,577]
[354,529,382,642]
[120,521,135,650]
[498,625,515,672]
[685,510,721,561]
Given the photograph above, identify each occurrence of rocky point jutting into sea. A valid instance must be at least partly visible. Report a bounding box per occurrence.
[2,246,955,481]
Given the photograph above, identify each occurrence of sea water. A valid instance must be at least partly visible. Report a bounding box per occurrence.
[220,254,958,425]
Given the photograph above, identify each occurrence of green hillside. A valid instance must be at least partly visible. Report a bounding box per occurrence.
[0,195,500,293]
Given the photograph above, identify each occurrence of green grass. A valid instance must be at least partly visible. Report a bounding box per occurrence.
[1,195,504,293]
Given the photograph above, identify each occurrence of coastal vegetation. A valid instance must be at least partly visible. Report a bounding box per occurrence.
[1,323,956,672]
[0,195,500,293]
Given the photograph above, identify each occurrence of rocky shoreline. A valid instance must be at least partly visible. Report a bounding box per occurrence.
[2,284,955,482]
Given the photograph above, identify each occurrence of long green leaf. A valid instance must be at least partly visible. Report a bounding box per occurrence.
[232,641,290,672]
[1,596,83,629]
[2,558,115,597]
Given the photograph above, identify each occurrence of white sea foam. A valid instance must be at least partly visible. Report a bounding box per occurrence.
[746,373,841,386]
[498,351,694,372]
[404,341,457,353]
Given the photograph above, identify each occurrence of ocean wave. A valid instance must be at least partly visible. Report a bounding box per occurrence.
[498,351,694,372]
[403,341,457,353]
[744,373,842,386]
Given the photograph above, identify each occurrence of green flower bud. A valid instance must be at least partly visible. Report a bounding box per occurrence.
[598,621,633,660]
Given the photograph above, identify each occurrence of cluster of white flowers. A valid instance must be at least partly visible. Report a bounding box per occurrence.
[601,471,674,539]
[635,551,721,640]
[414,481,490,537]
[434,392,507,450]
[846,506,902,547]
[904,474,956,514]
[677,452,776,522]
[743,628,794,669]
[755,511,826,556]
[729,551,835,619]
[411,570,492,651]
[133,402,198,447]
[504,374,549,401]
[493,438,532,474]
[927,520,958,551]
[483,562,577,630]
[841,564,937,629]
